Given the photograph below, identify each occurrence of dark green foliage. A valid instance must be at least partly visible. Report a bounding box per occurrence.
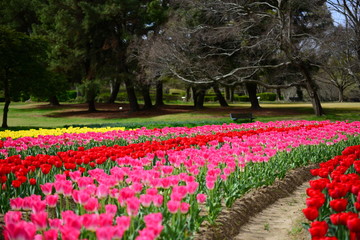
[204,95,218,102]
[57,90,77,102]
[236,95,250,102]
[256,92,276,101]
[0,26,50,127]
[0,27,49,96]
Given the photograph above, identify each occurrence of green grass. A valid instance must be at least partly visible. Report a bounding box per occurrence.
[0,101,359,130]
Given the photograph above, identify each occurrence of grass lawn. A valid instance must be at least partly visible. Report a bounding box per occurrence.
[0,101,359,130]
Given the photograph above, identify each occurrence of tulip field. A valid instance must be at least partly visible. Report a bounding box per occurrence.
[303,143,360,240]
[1,120,360,240]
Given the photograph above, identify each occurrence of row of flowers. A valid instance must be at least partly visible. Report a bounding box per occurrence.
[303,144,360,240]
[2,121,360,239]
[1,122,355,194]
[0,120,330,157]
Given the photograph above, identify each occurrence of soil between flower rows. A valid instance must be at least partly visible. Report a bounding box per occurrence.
[195,164,317,240]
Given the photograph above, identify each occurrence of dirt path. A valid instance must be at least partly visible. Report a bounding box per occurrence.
[195,164,317,240]
[233,180,311,240]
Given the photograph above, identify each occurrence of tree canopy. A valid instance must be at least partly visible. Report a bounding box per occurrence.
[0,26,49,127]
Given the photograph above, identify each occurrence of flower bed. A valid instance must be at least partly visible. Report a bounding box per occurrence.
[1,120,360,239]
[0,120,329,157]
[303,144,360,240]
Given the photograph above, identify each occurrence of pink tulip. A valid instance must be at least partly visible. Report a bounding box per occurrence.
[4,211,22,225]
[96,226,115,240]
[105,204,117,215]
[31,212,48,230]
[72,189,90,205]
[4,221,36,240]
[45,194,59,208]
[131,183,143,193]
[54,180,72,195]
[153,195,163,207]
[160,178,171,188]
[140,194,153,207]
[84,197,99,212]
[170,192,183,201]
[99,213,114,227]
[196,194,207,203]
[144,213,163,228]
[60,225,80,240]
[118,187,135,204]
[77,177,94,189]
[10,198,23,210]
[206,180,215,190]
[62,211,82,230]
[180,202,190,214]
[35,234,43,240]
[55,174,66,181]
[116,216,131,231]
[126,197,141,216]
[146,188,158,196]
[96,184,109,199]
[48,218,62,230]
[186,181,199,194]
[32,200,46,214]
[69,170,82,182]
[113,226,125,239]
[167,200,180,214]
[63,183,73,197]
[136,227,157,240]
[82,213,99,232]
[44,229,58,240]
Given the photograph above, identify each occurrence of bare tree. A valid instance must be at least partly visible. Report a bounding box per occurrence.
[148,0,332,115]
[317,26,357,101]
[327,0,360,88]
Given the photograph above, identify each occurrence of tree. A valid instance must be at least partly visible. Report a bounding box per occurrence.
[0,0,68,105]
[0,26,49,128]
[318,26,357,101]
[149,0,332,115]
[35,0,168,112]
[327,0,360,88]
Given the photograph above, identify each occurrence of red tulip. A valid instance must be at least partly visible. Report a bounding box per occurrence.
[303,207,319,221]
[29,178,36,185]
[309,221,328,238]
[11,180,21,188]
[348,217,360,232]
[330,198,348,212]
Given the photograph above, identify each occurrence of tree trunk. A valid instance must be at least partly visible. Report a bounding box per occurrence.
[246,82,261,109]
[276,88,282,101]
[298,63,323,116]
[338,87,344,102]
[141,84,153,110]
[49,95,60,106]
[306,85,323,116]
[155,80,164,107]
[192,87,198,107]
[124,77,139,112]
[108,78,121,103]
[230,87,235,102]
[185,86,191,102]
[225,86,231,101]
[213,85,228,107]
[2,69,10,128]
[195,88,205,109]
[2,100,10,128]
[296,86,304,101]
[88,97,96,112]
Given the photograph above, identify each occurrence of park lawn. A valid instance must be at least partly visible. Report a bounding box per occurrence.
[0,101,359,129]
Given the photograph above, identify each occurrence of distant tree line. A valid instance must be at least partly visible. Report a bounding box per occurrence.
[1,0,359,127]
